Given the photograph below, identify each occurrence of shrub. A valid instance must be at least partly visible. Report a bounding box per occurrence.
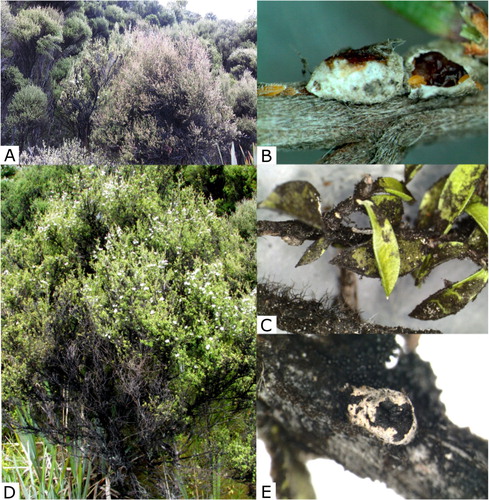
[227,47,257,79]
[19,138,115,167]
[0,165,78,238]
[93,31,237,164]
[5,84,48,149]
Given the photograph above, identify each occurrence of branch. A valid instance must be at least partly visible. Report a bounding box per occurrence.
[257,84,488,163]
[258,335,488,499]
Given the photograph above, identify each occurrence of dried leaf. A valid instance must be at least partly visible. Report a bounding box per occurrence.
[409,267,488,320]
[296,237,329,267]
[357,199,400,298]
[258,181,324,230]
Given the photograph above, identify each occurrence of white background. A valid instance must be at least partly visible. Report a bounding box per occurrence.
[160,0,256,22]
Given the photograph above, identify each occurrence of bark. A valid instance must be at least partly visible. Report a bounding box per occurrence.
[257,83,488,163]
[257,334,488,499]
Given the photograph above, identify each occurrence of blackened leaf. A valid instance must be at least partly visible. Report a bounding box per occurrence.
[409,267,488,320]
[296,236,330,267]
[258,181,324,230]
[437,164,486,234]
[358,199,400,298]
[378,177,414,202]
[416,175,448,230]
[465,201,488,235]
[331,238,425,278]
[413,241,467,286]
[404,164,424,184]
[371,194,404,226]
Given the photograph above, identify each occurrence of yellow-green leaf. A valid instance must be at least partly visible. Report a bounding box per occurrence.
[331,238,425,278]
[438,164,486,234]
[409,267,488,320]
[465,201,488,235]
[258,181,324,230]
[378,177,414,202]
[296,236,329,267]
[358,199,400,298]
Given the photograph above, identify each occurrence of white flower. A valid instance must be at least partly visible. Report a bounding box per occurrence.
[205,344,211,350]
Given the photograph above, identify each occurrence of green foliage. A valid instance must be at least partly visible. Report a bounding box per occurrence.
[227,47,257,79]
[1,165,77,238]
[260,165,488,320]
[10,6,63,46]
[2,166,256,498]
[104,4,126,26]
[1,65,29,102]
[5,85,48,148]
[87,16,110,40]
[55,38,124,147]
[62,13,92,51]
[182,165,256,215]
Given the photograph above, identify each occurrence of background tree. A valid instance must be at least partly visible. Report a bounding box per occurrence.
[55,37,124,148]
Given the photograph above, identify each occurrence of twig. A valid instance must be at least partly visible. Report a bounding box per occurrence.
[257,83,488,163]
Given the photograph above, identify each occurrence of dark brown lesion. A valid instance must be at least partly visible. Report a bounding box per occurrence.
[411,51,468,87]
[325,39,403,68]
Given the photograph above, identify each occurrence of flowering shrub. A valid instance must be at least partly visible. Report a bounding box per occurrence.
[2,165,256,498]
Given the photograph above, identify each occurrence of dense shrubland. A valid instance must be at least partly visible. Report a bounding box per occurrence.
[1,165,256,498]
[1,1,256,165]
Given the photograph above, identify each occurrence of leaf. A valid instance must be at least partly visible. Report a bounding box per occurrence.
[296,236,329,267]
[416,175,447,230]
[377,177,414,202]
[465,201,488,235]
[258,181,324,230]
[404,164,424,184]
[371,194,404,226]
[437,164,486,234]
[409,267,488,320]
[357,199,400,298]
[331,238,425,278]
[413,241,467,286]
[382,1,460,38]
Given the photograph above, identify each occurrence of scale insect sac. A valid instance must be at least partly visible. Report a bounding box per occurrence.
[306,39,405,104]
[347,385,417,445]
[405,41,484,99]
